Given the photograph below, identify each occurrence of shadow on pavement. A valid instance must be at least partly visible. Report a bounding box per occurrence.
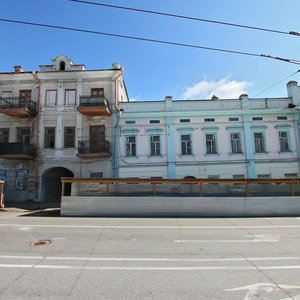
[2,201,61,217]
[20,209,61,217]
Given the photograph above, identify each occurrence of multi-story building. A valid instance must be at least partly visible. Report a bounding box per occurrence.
[0,55,128,202]
[2,55,300,203]
[117,81,300,180]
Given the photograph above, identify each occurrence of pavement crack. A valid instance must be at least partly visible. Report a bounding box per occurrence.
[176,218,187,254]
[241,254,295,299]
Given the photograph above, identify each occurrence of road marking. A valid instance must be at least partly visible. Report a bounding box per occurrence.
[0,255,44,260]
[174,234,279,243]
[226,283,300,300]
[1,224,300,229]
[1,255,300,262]
[1,264,300,271]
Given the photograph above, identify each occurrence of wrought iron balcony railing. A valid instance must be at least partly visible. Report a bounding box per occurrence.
[0,143,36,158]
[78,96,110,116]
[78,140,111,157]
[79,96,109,107]
[0,97,37,117]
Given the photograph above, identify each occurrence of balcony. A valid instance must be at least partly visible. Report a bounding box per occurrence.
[0,143,36,159]
[77,140,111,158]
[77,96,110,116]
[0,98,37,118]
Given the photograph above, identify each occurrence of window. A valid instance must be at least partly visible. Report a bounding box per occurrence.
[65,89,76,105]
[125,120,136,125]
[180,119,190,123]
[59,61,65,70]
[278,131,290,152]
[89,126,105,153]
[17,127,30,144]
[285,173,298,179]
[233,174,245,179]
[0,129,9,143]
[230,132,242,153]
[229,117,239,122]
[277,116,288,121]
[44,127,55,148]
[205,118,215,122]
[64,127,75,148]
[205,133,217,154]
[150,135,160,156]
[1,91,12,98]
[181,134,192,155]
[252,117,263,121]
[254,132,265,153]
[46,90,57,106]
[90,172,103,178]
[91,88,104,97]
[149,120,160,124]
[257,174,271,179]
[126,136,136,157]
[19,90,31,102]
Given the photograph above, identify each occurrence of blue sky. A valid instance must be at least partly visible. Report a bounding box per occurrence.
[0,0,300,100]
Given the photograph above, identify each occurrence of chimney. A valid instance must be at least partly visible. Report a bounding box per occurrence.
[239,93,248,100]
[287,80,300,106]
[14,66,24,73]
[112,63,121,69]
[165,96,173,110]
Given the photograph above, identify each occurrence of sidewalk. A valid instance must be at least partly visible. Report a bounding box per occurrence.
[0,201,60,213]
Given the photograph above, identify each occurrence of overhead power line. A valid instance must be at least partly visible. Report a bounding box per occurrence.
[253,69,300,97]
[0,18,299,65]
[67,0,300,37]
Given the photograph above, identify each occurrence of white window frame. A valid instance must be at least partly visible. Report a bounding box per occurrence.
[45,90,57,106]
[254,132,266,153]
[125,135,136,157]
[150,135,161,156]
[278,130,290,152]
[181,134,192,155]
[230,132,242,154]
[65,89,76,105]
[205,132,217,155]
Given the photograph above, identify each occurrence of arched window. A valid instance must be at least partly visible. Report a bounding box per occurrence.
[59,61,66,71]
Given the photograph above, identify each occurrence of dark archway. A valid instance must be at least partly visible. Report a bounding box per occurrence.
[59,61,66,70]
[184,176,196,179]
[42,167,73,202]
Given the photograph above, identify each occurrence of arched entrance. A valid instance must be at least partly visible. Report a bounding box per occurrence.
[42,167,73,202]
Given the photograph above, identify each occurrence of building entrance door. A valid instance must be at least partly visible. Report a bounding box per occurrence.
[89,125,105,153]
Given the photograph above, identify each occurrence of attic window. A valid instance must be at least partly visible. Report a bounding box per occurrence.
[59,61,66,71]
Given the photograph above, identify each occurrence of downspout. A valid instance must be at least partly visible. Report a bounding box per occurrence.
[113,68,124,178]
[32,71,41,200]
[114,67,123,112]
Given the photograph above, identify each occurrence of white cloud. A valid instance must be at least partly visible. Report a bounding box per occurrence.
[129,94,143,102]
[182,76,251,100]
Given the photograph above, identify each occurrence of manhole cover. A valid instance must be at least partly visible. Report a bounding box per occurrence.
[29,239,51,246]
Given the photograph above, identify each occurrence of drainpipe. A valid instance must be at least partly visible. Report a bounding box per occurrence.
[113,68,124,178]
[32,71,41,200]
[114,67,123,112]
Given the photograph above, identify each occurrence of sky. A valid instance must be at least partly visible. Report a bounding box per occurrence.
[0,0,300,101]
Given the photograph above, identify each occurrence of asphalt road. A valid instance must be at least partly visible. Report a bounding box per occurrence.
[0,209,300,299]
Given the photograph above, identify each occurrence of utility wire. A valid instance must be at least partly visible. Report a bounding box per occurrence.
[253,69,300,97]
[0,18,300,65]
[67,0,300,37]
